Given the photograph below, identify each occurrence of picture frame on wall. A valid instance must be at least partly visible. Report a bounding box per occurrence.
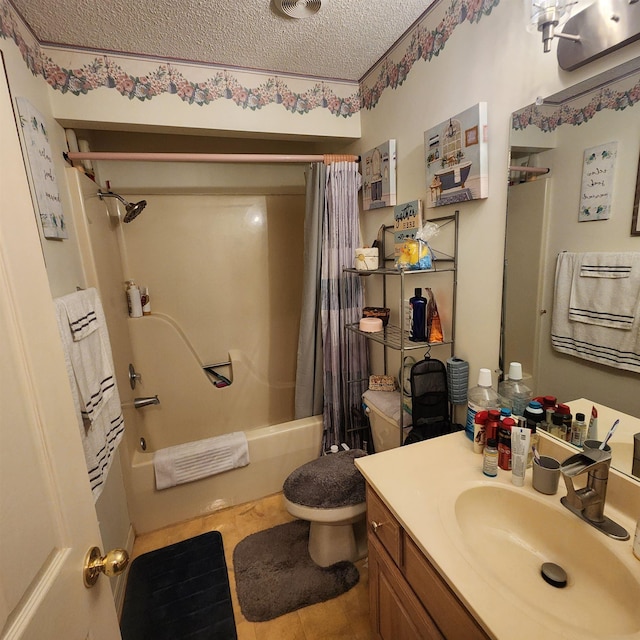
[578,141,617,222]
[362,140,397,210]
[424,102,488,209]
[16,97,67,239]
[631,153,640,236]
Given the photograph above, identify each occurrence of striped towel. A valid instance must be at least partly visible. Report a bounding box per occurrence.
[153,432,249,490]
[568,252,640,330]
[552,253,640,373]
[54,288,124,500]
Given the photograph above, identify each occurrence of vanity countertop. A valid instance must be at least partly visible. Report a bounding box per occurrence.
[355,430,640,640]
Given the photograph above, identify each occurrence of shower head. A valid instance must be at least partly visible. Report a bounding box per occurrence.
[97,190,147,223]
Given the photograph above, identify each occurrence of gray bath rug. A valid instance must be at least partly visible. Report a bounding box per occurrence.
[232,520,359,622]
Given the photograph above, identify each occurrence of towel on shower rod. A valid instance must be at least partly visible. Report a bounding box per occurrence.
[568,252,640,330]
[551,252,640,373]
[153,431,250,490]
[54,288,125,500]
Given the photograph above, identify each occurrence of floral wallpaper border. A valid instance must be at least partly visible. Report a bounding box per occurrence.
[512,75,640,132]
[360,0,501,111]
[0,0,500,117]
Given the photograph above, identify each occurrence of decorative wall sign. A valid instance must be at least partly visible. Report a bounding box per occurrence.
[16,97,67,239]
[393,199,422,257]
[424,102,488,208]
[579,141,617,222]
[362,140,397,210]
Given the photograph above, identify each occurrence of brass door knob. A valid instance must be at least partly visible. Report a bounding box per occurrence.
[83,546,130,588]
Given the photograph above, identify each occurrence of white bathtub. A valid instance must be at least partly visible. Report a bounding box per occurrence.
[125,415,323,534]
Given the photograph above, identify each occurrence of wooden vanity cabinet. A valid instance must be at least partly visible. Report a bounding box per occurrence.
[367,485,490,640]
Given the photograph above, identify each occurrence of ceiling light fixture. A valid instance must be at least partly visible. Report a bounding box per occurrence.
[527,0,580,52]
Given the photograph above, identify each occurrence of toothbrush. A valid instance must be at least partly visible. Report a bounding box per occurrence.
[532,444,541,464]
[600,419,619,450]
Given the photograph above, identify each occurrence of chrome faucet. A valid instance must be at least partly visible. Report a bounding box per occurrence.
[134,395,160,409]
[560,448,629,540]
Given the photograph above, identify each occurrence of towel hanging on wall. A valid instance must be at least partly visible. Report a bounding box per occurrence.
[54,288,124,500]
[551,252,640,373]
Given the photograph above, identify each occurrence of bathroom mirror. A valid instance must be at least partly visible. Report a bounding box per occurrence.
[504,57,640,480]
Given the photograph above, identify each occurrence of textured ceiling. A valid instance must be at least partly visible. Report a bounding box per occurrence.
[12,0,438,82]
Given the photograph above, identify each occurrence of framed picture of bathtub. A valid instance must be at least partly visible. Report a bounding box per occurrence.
[424,103,488,209]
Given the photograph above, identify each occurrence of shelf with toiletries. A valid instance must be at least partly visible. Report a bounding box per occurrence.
[346,211,458,449]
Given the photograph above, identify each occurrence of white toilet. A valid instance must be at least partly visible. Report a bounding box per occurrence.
[283,449,368,567]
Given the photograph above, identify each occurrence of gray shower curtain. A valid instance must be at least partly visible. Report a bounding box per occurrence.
[295,160,369,450]
[294,163,325,420]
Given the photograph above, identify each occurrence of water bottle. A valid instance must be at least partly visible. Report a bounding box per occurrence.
[497,362,532,417]
[465,368,500,441]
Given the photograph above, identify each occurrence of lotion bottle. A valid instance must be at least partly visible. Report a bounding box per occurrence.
[126,280,143,318]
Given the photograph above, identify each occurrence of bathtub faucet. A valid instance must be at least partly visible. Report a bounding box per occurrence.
[134,395,160,409]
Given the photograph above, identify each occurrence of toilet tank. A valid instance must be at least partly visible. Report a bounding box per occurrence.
[363,390,412,452]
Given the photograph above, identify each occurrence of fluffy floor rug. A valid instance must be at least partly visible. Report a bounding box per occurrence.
[232,520,360,622]
[120,531,237,639]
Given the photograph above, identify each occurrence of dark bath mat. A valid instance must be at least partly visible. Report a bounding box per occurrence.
[232,520,359,622]
[120,531,237,640]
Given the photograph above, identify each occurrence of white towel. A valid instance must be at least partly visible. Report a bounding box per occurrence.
[54,288,124,500]
[552,253,640,373]
[56,290,116,422]
[153,431,249,490]
[568,252,640,330]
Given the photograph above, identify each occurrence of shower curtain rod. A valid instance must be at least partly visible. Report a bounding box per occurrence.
[508,165,550,174]
[65,151,360,165]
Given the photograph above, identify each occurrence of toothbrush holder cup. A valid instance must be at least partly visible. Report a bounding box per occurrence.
[532,455,561,495]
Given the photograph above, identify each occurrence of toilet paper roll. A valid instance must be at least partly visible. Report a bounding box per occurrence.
[447,357,469,405]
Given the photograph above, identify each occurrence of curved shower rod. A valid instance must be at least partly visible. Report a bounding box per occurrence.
[65,151,360,165]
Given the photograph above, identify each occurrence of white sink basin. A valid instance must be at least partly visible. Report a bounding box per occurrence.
[452,484,640,637]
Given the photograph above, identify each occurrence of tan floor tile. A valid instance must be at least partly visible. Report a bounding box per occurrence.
[253,612,306,640]
[131,491,372,639]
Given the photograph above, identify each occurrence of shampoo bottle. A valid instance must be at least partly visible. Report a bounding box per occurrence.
[125,280,143,318]
[409,288,427,342]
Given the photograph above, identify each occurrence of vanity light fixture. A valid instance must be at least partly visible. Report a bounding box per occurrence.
[527,0,580,53]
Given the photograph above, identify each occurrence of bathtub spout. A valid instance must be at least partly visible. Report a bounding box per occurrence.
[134,395,160,409]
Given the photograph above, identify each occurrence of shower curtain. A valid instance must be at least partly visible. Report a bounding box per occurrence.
[295,160,369,449]
[294,163,326,419]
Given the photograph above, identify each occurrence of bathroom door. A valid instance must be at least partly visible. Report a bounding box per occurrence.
[0,54,120,639]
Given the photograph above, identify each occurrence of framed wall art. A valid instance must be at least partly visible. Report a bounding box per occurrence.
[362,140,397,210]
[424,102,488,209]
[16,97,67,239]
[579,141,617,222]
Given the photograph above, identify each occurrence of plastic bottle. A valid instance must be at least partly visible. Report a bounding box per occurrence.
[141,286,151,315]
[409,288,427,342]
[498,417,515,471]
[498,362,533,418]
[571,412,587,447]
[465,368,500,440]
[125,280,143,318]
[556,403,573,442]
[523,400,544,467]
[483,438,498,477]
